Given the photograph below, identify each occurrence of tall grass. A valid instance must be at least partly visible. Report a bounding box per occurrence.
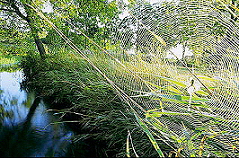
[21,51,161,157]
[113,56,239,157]
[82,51,239,157]
[20,47,239,157]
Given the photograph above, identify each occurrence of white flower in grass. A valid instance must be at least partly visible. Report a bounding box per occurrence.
[187,77,202,94]
[187,77,202,111]
[187,85,195,95]
[187,77,195,95]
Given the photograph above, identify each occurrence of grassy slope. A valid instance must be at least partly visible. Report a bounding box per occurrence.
[20,52,159,157]
[10,50,239,157]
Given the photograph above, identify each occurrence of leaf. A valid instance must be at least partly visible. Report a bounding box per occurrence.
[181,96,209,102]
[158,97,189,104]
[146,29,166,46]
[126,132,130,158]
[167,86,183,94]
[128,0,136,4]
[156,76,187,88]
[190,132,203,141]
[135,114,165,157]
[151,119,164,128]
[191,103,210,108]
[145,112,162,118]
[146,108,161,113]
[197,76,218,82]
[153,33,167,46]
[196,90,209,96]
[145,81,183,94]
[154,94,189,104]
[146,111,191,117]
[144,81,163,90]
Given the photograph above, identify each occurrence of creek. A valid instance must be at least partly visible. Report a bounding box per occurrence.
[0,70,74,157]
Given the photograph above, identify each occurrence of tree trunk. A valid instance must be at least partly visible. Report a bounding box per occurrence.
[230,0,238,21]
[34,38,46,59]
[8,0,46,59]
[24,3,46,59]
[27,22,47,59]
[182,42,186,61]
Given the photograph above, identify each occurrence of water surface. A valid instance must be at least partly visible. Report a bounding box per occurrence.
[0,70,74,157]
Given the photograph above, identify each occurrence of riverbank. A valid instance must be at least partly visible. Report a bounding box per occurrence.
[20,52,158,157]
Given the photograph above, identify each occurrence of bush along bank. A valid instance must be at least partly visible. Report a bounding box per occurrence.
[20,52,160,157]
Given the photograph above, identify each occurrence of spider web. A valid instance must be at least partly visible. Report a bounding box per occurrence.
[34,0,239,156]
[104,0,239,156]
[109,1,239,154]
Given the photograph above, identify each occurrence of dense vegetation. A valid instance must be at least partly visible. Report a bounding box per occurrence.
[1,0,239,157]
[20,51,162,157]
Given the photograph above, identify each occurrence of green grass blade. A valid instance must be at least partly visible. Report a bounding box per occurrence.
[197,76,218,82]
[135,114,165,157]
[126,131,130,157]
[156,76,187,88]
[146,111,191,117]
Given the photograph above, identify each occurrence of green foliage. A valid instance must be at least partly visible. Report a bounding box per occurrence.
[44,0,120,49]
[21,52,159,157]
[135,114,164,157]
[3,0,239,157]
[0,18,33,55]
[0,55,21,72]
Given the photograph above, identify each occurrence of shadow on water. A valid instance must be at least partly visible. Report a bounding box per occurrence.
[0,71,75,157]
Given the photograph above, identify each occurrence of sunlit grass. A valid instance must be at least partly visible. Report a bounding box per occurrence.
[20,49,239,157]
[0,56,18,65]
[93,53,239,157]
[73,52,239,156]
[20,52,161,157]
[0,55,21,72]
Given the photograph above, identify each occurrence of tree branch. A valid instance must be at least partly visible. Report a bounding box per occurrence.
[7,0,28,21]
[0,8,15,12]
[0,0,8,4]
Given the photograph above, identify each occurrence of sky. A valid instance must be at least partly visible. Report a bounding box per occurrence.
[166,44,193,59]
[42,1,53,13]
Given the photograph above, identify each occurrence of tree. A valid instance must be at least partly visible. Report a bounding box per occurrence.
[0,18,32,55]
[0,0,120,57]
[115,1,180,56]
[0,0,46,58]
[176,0,239,68]
[43,0,120,50]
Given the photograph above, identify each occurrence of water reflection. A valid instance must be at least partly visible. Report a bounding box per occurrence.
[0,71,74,157]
